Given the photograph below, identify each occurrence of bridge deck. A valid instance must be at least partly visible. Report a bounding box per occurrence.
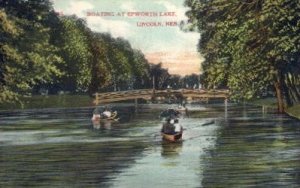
[94,89,229,105]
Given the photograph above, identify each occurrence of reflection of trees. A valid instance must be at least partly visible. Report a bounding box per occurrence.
[0,141,147,187]
[201,110,300,187]
[0,107,146,187]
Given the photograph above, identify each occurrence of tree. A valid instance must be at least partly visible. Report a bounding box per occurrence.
[87,32,112,95]
[54,15,92,93]
[182,74,200,89]
[149,63,170,89]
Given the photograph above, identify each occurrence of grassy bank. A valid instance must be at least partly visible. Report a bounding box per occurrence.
[286,105,300,119]
[247,97,300,120]
[0,95,94,111]
[247,97,278,108]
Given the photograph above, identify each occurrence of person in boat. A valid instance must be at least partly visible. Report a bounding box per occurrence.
[174,119,182,134]
[92,106,113,121]
[101,106,112,118]
[161,118,175,134]
[92,107,101,121]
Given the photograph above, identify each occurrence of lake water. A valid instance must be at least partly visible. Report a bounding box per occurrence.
[0,103,300,187]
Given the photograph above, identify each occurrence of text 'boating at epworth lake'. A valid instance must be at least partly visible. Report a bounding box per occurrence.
[56,11,180,27]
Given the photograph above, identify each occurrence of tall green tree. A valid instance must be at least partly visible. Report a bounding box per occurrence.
[54,15,92,93]
[149,63,170,89]
[88,32,112,95]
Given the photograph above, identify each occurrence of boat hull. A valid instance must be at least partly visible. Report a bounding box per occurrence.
[161,132,182,142]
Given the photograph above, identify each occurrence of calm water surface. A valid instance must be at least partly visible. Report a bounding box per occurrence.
[0,104,300,187]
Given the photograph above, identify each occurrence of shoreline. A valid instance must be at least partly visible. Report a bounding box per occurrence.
[246,98,300,120]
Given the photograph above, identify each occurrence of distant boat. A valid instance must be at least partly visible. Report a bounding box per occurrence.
[92,111,119,122]
[161,131,183,142]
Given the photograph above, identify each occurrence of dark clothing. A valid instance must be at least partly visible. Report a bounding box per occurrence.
[161,123,175,134]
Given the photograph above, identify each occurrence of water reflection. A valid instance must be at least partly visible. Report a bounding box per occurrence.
[0,104,300,187]
[201,105,300,188]
[92,119,112,130]
[161,141,183,158]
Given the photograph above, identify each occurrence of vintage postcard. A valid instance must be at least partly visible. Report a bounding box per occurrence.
[1,0,300,187]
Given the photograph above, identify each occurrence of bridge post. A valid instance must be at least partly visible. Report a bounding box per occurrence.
[151,88,156,103]
[224,98,228,119]
[135,98,138,113]
[95,93,99,105]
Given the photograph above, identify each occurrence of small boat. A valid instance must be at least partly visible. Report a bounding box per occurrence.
[92,111,119,122]
[161,131,183,142]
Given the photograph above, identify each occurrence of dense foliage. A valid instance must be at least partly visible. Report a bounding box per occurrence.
[184,0,300,112]
[0,0,150,104]
[0,0,63,103]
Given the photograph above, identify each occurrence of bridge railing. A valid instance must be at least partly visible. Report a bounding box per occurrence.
[94,89,154,105]
[93,89,229,105]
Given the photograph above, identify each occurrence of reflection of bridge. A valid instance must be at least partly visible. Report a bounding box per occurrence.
[94,89,229,105]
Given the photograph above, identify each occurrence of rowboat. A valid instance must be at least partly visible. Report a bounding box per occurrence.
[92,111,119,122]
[161,131,183,142]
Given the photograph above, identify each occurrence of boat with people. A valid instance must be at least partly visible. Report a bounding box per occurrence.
[92,111,118,121]
[91,106,119,122]
[161,113,183,142]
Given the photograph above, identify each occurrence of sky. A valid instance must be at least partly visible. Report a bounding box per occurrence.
[52,0,203,76]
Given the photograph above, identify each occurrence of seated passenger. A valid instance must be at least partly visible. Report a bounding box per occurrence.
[92,107,101,121]
[102,106,112,118]
[174,119,182,133]
[102,110,112,118]
[162,118,175,134]
[161,118,175,134]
